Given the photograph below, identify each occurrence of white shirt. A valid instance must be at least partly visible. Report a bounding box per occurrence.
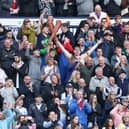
[0,68,7,84]
[90,11,107,23]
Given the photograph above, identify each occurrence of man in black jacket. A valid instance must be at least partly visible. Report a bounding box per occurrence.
[0,38,18,78]
[28,95,47,129]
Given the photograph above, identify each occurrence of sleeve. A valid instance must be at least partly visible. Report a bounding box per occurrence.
[89,77,96,92]
[4,109,14,125]
[84,103,92,114]
[103,87,109,98]
[13,87,19,98]
[43,121,52,128]
[114,0,121,6]
[110,104,119,117]
[25,48,32,59]
[28,104,33,116]
[40,48,48,55]
[116,87,122,98]
[68,100,77,114]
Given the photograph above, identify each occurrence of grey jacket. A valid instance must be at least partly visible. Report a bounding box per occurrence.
[76,0,99,15]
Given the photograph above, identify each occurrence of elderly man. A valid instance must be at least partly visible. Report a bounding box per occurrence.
[104,76,122,99]
[90,4,109,23]
[94,56,113,77]
[89,67,108,92]
[89,67,108,105]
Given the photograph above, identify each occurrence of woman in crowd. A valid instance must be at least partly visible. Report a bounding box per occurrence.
[67,115,82,129]
[102,118,115,129]
[88,94,102,128]
[0,79,19,108]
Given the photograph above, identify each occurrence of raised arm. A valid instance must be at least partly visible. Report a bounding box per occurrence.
[37,9,46,35]
[81,38,102,62]
[55,39,72,59]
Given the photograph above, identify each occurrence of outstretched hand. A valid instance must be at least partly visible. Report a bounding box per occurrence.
[97,38,103,45]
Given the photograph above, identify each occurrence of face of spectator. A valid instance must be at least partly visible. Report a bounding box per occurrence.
[74,46,81,56]
[119,73,126,80]
[5,79,13,87]
[106,119,114,127]
[86,57,93,66]
[33,50,40,57]
[19,115,26,122]
[22,35,28,41]
[115,17,122,25]
[14,56,21,63]
[49,50,56,58]
[24,76,32,85]
[104,33,113,41]
[87,30,95,41]
[48,111,57,121]
[4,39,11,49]
[72,116,79,124]
[17,99,24,107]
[124,24,129,33]
[98,56,105,66]
[54,97,60,105]
[25,21,31,29]
[108,91,116,101]
[108,77,115,86]
[83,23,89,32]
[35,96,42,104]
[78,79,86,88]
[101,19,108,28]
[120,56,127,64]
[66,86,74,94]
[6,31,13,39]
[92,95,97,103]
[95,67,103,78]
[87,18,95,28]
[22,40,29,48]
[61,25,68,33]
[96,49,103,57]
[115,47,122,56]
[77,37,85,46]
[124,40,129,49]
[95,5,102,16]
[76,91,83,100]
[42,26,49,35]
[123,113,129,125]
[51,75,58,85]
[47,57,54,65]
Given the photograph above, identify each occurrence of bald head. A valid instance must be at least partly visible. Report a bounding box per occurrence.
[95,4,102,15]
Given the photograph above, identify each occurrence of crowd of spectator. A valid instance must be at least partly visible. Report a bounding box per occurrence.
[0,1,129,129]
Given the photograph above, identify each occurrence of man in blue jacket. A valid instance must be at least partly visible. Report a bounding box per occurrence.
[68,90,92,129]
